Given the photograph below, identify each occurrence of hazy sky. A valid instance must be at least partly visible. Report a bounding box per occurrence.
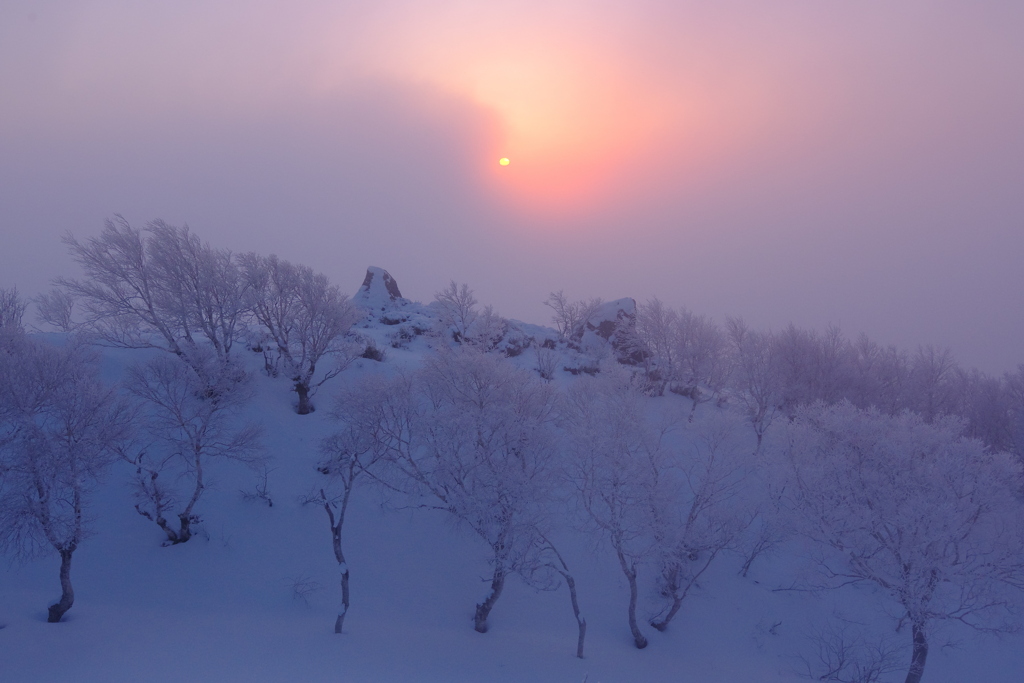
[2,1,1023,372]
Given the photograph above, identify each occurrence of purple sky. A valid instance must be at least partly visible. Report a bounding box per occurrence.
[2,1,1023,372]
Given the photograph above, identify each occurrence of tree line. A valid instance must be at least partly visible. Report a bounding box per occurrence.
[2,219,1024,683]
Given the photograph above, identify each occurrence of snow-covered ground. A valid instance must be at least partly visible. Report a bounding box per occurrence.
[3,302,1023,683]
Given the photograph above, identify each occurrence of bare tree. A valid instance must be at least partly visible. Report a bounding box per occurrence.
[562,368,668,649]
[648,411,751,631]
[674,310,730,419]
[800,614,906,683]
[60,217,248,388]
[0,287,27,333]
[241,253,360,414]
[433,281,479,343]
[34,289,77,332]
[414,348,562,633]
[0,337,132,622]
[772,402,1024,683]
[535,343,558,381]
[958,368,1015,454]
[636,297,679,395]
[536,538,587,658]
[314,375,394,633]
[726,319,781,451]
[1004,365,1024,461]
[907,345,960,423]
[543,291,603,343]
[124,356,263,544]
[353,349,565,635]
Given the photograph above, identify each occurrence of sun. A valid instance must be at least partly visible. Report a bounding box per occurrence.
[498,157,510,166]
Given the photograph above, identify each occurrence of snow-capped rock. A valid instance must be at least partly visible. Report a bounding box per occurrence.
[572,297,644,365]
[353,266,406,312]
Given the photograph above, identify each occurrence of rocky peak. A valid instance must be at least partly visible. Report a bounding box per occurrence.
[354,267,405,311]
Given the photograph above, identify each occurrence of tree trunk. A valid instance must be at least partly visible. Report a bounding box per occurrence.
[47,549,75,623]
[650,563,681,632]
[173,512,194,543]
[332,536,349,634]
[904,622,928,683]
[564,572,587,658]
[169,451,207,544]
[650,595,682,632]
[295,381,313,415]
[334,561,349,634]
[544,539,587,658]
[739,546,759,578]
[474,562,506,633]
[322,488,352,634]
[615,547,648,649]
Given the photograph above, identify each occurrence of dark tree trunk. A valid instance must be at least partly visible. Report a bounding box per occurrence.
[615,547,648,649]
[651,595,682,632]
[474,562,506,633]
[904,622,928,683]
[651,564,681,632]
[175,512,194,543]
[564,572,587,658]
[544,539,587,658]
[167,455,206,545]
[47,549,75,623]
[322,489,352,634]
[332,529,349,634]
[334,561,350,634]
[739,545,760,578]
[652,550,716,631]
[295,381,313,415]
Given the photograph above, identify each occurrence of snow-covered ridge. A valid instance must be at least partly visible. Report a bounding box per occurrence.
[3,248,1024,683]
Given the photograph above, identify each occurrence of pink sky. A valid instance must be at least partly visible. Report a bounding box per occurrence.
[2,0,1023,371]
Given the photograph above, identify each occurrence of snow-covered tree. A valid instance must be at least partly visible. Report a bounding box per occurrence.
[316,374,394,634]
[1004,364,1024,461]
[674,309,730,417]
[726,319,781,451]
[648,411,751,631]
[543,290,603,344]
[636,297,680,394]
[772,402,1024,683]
[34,288,77,333]
[957,368,1014,454]
[356,348,565,635]
[906,345,961,423]
[0,287,27,333]
[562,367,668,649]
[124,356,263,544]
[0,337,132,622]
[241,253,360,414]
[433,281,479,343]
[414,348,563,633]
[774,323,853,414]
[60,217,249,388]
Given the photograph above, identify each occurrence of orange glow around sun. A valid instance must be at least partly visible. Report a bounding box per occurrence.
[337,8,682,213]
[465,46,675,209]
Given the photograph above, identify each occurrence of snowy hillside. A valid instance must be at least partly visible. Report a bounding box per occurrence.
[3,257,1024,683]
[2,341,1022,682]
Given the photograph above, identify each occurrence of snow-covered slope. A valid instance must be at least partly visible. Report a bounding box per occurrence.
[2,306,1023,683]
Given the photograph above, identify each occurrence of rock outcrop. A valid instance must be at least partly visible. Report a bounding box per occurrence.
[353,267,405,311]
[571,297,644,365]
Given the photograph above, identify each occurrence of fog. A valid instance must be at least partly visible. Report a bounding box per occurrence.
[2,0,1023,372]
